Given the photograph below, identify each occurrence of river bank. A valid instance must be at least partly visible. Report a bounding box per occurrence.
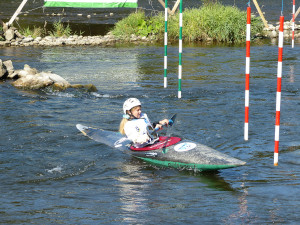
[0,21,299,48]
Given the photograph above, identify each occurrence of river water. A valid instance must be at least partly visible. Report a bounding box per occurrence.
[1,0,300,224]
[1,38,300,224]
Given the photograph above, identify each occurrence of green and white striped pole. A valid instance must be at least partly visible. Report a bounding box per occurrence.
[164,0,168,88]
[178,0,183,98]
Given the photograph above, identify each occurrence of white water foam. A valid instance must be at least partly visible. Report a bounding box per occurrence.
[46,166,63,174]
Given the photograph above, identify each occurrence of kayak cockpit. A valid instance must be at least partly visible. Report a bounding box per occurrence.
[130,136,181,151]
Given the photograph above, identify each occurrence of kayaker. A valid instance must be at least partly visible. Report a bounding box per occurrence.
[119,98,170,148]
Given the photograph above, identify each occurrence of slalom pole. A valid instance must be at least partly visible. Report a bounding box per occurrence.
[274,15,284,166]
[178,0,183,98]
[244,5,251,141]
[164,0,168,88]
[292,0,295,48]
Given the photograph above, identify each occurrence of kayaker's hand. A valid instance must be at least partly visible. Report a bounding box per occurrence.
[159,119,169,126]
[155,124,163,131]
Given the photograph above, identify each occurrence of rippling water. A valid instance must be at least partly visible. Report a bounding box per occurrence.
[1,40,300,224]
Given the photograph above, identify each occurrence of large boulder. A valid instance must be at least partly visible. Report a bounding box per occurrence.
[2,60,98,92]
[10,65,70,90]
[12,74,54,89]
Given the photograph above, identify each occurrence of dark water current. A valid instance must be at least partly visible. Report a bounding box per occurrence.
[0,0,297,35]
[1,39,300,224]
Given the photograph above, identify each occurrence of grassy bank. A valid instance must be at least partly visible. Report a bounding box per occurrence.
[20,20,77,38]
[0,20,78,39]
[111,3,264,43]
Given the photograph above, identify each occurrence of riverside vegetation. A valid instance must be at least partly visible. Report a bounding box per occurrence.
[111,3,265,43]
[112,3,263,43]
[0,3,265,45]
[1,2,298,47]
[19,20,76,38]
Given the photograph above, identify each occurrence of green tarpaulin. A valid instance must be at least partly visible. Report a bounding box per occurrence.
[44,0,137,8]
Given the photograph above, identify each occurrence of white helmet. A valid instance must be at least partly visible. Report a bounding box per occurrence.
[123,98,141,114]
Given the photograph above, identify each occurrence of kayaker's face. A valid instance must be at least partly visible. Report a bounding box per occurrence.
[130,106,141,118]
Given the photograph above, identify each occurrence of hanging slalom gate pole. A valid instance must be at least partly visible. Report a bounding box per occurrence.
[178,0,183,98]
[292,0,295,48]
[164,0,168,88]
[274,15,284,166]
[244,5,251,141]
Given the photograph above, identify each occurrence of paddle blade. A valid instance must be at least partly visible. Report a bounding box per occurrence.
[169,114,177,126]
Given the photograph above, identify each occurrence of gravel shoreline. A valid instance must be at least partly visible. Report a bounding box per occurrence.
[0,22,299,48]
[0,32,157,47]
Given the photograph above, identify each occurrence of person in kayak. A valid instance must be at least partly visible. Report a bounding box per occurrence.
[119,98,170,148]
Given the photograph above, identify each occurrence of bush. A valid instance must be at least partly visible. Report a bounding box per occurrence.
[111,3,264,43]
[187,3,264,42]
[111,10,164,38]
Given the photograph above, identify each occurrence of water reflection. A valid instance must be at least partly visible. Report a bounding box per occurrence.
[179,170,236,192]
[226,182,250,224]
[116,163,151,224]
[289,65,295,83]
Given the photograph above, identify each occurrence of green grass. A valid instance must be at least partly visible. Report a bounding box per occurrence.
[19,26,45,38]
[111,3,264,43]
[19,20,77,38]
[48,20,72,37]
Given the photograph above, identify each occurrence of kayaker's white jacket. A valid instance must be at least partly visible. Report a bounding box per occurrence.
[124,113,156,148]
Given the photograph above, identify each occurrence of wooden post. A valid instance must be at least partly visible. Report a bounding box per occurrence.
[252,0,269,29]
[290,7,300,22]
[158,0,172,15]
[158,0,180,15]
[171,0,181,15]
[7,0,28,26]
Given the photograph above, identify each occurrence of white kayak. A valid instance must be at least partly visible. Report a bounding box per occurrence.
[76,124,246,172]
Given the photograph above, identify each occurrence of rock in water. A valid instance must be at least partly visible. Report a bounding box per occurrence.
[3,60,14,77]
[41,72,71,90]
[0,59,8,78]
[4,28,15,41]
[12,74,54,89]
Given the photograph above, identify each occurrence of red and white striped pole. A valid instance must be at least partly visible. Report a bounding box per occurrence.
[292,0,295,48]
[274,15,284,166]
[244,6,251,141]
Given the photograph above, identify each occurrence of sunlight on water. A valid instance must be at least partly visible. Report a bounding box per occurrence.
[39,47,141,90]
